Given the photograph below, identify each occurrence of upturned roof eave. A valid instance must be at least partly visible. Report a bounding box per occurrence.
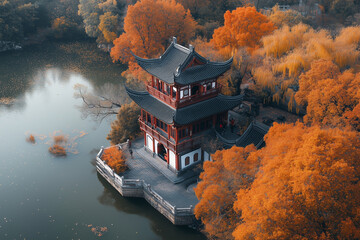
[126,86,244,125]
[132,40,234,86]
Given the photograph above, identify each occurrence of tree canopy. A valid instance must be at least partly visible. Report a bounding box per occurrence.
[0,0,37,41]
[295,60,360,130]
[194,145,259,240]
[234,122,360,240]
[78,0,131,44]
[110,0,197,81]
[195,122,360,239]
[251,24,360,112]
[107,102,141,145]
[212,7,276,56]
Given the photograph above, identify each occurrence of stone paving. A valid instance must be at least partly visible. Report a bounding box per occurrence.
[121,138,199,208]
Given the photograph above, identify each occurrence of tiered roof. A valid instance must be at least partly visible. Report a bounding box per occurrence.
[133,37,233,85]
[126,87,244,125]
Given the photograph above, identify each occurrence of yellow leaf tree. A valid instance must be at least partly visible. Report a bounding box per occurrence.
[252,24,360,111]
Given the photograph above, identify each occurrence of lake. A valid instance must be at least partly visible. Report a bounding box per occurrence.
[0,42,205,240]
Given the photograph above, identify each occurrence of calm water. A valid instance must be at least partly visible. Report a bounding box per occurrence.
[0,42,205,240]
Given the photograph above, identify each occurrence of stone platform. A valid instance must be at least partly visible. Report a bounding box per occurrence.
[96,139,199,225]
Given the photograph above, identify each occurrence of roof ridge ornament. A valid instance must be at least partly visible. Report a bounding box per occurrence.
[175,64,181,77]
[189,44,194,52]
[172,36,177,44]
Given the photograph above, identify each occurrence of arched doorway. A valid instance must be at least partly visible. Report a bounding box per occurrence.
[157,143,167,162]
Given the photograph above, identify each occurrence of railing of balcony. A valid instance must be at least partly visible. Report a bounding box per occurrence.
[139,119,205,153]
[147,85,177,108]
[147,85,222,109]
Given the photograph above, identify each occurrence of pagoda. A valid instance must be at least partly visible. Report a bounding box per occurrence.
[126,37,243,173]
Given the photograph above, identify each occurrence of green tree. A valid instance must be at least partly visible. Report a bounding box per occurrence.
[78,0,131,44]
[0,0,37,41]
[98,12,121,43]
[319,0,356,17]
[107,102,141,145]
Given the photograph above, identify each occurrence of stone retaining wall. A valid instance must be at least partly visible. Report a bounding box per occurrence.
[96,147,195,225]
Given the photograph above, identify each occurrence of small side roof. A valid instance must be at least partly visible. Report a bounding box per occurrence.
[235,121,270,148]
[126,87,243,125]
[215,121,270,149]
[133,37,233,85]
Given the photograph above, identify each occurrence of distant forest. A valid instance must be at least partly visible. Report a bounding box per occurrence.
[2,0,360,44]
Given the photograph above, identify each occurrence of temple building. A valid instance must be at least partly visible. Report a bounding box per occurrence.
[126,37,243,173]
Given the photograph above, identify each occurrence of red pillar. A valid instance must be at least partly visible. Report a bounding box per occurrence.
[176,154,180,171]
[153,136,155,153]
[176,88,179,101]
[166,148,169,164]
[144,132,147,147]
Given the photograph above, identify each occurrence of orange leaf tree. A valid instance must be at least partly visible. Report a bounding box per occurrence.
[102,146,127,173]
[212,7,275,56]
[110,0,197,81]
[295,60,360,130]
[194,145,259,240]
[233,122,360,240]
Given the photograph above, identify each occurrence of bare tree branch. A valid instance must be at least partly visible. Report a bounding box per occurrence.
[73,83,128,122]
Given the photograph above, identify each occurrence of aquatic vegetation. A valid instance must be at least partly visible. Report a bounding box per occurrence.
[26,134,35,144]
[87,224,108,237]
[48,144,67,156]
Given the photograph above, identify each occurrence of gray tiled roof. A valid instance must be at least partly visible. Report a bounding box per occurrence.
[126,87,175,124]
[215,121,269,149]
[236,121,270,148]
[175,94,244,125]
[133,39,233,85]
[126,87,243,125]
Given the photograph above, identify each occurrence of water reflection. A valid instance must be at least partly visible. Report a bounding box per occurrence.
[0,43,205,240]
[97,174,206,240]
[0,41,126,100]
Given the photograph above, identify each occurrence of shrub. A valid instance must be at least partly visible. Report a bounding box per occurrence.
[102,146,127,173]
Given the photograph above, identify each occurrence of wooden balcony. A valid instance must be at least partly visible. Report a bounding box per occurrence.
[139,119,205,154]
[147,85,177,108]
[147,85,222,109]
[178,86,221,108]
